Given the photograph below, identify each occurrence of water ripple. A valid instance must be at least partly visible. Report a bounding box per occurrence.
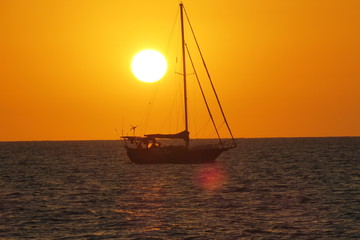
[0,138,359,239]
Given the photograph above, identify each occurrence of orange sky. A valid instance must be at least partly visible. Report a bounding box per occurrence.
[1,0,359,141]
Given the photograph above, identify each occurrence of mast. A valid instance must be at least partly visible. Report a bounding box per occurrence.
[180,3,189,146]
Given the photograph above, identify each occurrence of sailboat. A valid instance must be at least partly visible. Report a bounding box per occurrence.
[122,3,236,164]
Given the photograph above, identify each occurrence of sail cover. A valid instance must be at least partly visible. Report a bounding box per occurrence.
[145,130,189,141]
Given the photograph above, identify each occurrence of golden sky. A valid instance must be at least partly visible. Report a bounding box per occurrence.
[1,0,359,141]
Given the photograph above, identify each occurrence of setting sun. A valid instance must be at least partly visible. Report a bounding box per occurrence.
[131,49,167,83]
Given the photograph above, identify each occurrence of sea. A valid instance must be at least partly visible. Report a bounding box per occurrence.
[0,137,359,239]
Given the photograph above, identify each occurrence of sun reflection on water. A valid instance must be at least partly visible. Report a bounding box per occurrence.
[195,164,227,192]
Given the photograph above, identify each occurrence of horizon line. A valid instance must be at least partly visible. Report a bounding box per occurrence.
[1,135,360,143]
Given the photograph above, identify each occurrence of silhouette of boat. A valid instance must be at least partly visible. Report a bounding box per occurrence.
[123,3,236,164]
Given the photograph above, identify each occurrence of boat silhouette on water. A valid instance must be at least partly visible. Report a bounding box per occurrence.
[123,3,236,164]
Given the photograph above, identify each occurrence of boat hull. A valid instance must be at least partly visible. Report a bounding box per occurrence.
[125,146,227,164]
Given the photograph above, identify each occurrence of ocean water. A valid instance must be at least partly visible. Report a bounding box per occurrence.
[0,138,359,239]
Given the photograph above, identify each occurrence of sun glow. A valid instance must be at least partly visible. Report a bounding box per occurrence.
[131,50,167,83]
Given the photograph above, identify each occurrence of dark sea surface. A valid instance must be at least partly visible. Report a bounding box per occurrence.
[0,138,359,239]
